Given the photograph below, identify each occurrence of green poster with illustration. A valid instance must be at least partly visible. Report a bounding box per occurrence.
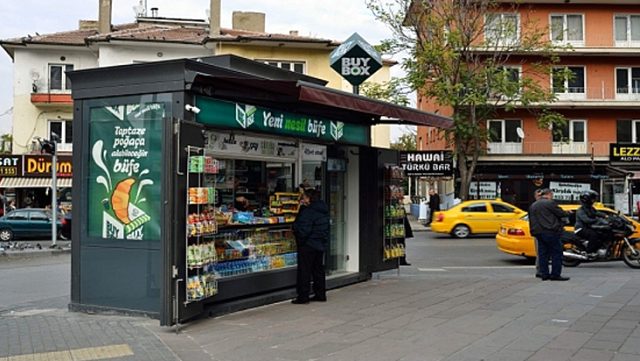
[87,102,164,240]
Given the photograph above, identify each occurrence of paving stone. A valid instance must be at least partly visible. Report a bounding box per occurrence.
[526,347,574,361]
[544,331,593,350]
[618,336,640,354]
[569,348,615,361]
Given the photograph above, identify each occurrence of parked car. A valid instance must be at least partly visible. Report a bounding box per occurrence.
[430,199,525,238]
[0,208,63,241]
[61,211,72,240]
[495,203,640,258]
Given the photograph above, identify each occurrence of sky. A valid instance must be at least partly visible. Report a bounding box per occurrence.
[0,0,412,139]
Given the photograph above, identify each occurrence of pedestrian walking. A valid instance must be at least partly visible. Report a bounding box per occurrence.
[428,189,440,224]
[532,189,542,278]
[528,188,570,281]
[292,189,329,304]
[399,215,413,266]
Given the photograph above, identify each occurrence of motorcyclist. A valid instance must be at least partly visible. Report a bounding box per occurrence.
[575,190,606,257]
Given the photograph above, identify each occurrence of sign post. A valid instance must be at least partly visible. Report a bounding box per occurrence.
[329,32,383,94]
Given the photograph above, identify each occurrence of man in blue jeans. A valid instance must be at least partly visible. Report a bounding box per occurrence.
[528,188,570,281]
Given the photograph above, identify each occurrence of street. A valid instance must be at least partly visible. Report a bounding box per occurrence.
[2,232,640,360]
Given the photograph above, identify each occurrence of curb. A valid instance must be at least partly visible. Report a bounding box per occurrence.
[0,248,71,259]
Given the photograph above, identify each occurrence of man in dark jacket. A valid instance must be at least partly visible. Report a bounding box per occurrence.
[428,189,440,225]
[529,188,570,281]
[292,189,329,304]
[575,190,605,257]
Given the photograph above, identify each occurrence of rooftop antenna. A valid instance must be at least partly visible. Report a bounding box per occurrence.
[133,0,147,18]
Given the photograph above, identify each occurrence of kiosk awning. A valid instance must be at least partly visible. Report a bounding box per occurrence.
[189,75,453,129]
[0,177,72,188]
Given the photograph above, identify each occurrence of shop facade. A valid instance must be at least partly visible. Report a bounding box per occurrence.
[68,55,451,325]
[0,154,73,213]
[468,160,629,211]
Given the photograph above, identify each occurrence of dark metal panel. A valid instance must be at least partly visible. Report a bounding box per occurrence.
[70,99,85,305]
[359,147,399,274]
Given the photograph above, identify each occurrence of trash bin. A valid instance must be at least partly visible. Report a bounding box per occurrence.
[410,203,420,218]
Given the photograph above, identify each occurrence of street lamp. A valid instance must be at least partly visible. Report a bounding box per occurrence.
[36,133,59,248]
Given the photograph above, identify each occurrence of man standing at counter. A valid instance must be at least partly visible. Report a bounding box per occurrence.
[292,189,329,304]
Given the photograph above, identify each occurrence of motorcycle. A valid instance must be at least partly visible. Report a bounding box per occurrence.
[562,213,640,269]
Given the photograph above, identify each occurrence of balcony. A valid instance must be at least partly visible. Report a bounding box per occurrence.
[30,93,73,108]
[485,141,611,157]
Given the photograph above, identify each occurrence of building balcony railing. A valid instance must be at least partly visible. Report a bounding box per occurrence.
[487,141,611,156]
[30,92,73,108]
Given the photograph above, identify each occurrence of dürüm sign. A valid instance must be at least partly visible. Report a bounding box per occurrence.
[400,151,454,177]
[0,155,72,177]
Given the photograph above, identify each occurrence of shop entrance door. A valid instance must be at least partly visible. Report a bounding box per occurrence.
[327,159,347,274]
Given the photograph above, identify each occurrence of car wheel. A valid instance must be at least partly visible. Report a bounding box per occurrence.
[452,224,470,238]
[0,229,14,242]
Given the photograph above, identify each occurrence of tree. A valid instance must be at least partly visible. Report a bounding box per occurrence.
[366,0,566,200]
[390,132,417,150]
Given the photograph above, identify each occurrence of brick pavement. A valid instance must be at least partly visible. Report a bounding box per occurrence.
[3,244,640,360]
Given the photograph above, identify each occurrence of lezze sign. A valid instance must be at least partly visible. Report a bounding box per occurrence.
[400,151,454,177]
[329,32,382,86]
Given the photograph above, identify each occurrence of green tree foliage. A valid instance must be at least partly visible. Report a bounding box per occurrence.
[360,77,411,106]
[390,132,417,150]
[366,0,567,199]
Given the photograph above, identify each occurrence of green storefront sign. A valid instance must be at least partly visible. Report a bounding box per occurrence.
[87,102,165,241]
[195,97,370,146]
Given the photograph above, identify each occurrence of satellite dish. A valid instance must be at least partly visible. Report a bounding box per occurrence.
[516,127,525,139]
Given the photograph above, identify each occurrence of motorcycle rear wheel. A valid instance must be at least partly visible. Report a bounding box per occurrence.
[622,245,640,269]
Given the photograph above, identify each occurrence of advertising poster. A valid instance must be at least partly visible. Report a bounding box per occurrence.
[87,102,164,240]
[469,181,499,199]
[549,181,590,202]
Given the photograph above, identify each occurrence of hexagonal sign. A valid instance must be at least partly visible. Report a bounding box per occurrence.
[329,32,383,86]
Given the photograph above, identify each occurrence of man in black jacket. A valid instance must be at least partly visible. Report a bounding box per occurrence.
[292,189,329,304]
[529,188,570,281]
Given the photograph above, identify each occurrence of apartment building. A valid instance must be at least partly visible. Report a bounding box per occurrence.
[417,1,640,212]
[0,0,394,208]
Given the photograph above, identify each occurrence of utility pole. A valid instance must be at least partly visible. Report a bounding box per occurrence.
[36,134,59,248]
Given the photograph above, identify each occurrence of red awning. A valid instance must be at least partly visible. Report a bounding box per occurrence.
[296,81,452,129]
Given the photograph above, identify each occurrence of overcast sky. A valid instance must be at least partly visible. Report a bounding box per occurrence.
[0,0,411,138]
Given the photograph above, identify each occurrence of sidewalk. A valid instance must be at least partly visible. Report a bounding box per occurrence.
[0,240,71,259]
[3,248,640,360]
[408,214,430,232]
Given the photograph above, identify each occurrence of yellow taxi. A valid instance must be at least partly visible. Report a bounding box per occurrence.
[495,203,640,258]
[430,199,525,238]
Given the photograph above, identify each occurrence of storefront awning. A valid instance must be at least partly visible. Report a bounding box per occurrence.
[0,177,72,188]
[189,74,453,129]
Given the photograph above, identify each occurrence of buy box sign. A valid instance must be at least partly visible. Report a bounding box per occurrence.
[330,32,382,86]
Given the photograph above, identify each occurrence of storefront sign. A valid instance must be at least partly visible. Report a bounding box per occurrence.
[399,151,454,177]
[87,101,164,241]
[469,181,499,199]
[549,181,591,202]
[329,32,382,86]
[195,97,370,146]
[302,144,327,162]
[23,155,73,177]
[204,131,299,160]
[0,155,21,177]
[610,143,640,162]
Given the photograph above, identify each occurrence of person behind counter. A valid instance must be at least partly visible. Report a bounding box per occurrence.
[291,189,329,304]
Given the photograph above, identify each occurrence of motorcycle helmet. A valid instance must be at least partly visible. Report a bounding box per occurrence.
[579,190,598,206]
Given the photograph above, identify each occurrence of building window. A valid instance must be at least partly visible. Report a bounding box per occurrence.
[550,14,584,44]
[49,120,73,145]
[49,64,74,91]
[488,66,521,98]
[616,119,640,143]
[485,13,519,46]
[488,119,522,143]
[258,60,305,74]
[616,67,640,94]
[553,120,586,143]
[552,66,585,94]
[615,15,640,44]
